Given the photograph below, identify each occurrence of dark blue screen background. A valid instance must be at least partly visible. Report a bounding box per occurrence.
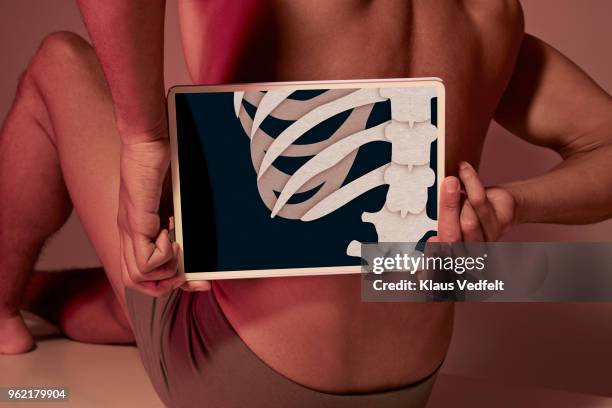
[175,90,438,273]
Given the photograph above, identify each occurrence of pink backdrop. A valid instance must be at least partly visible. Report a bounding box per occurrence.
[1,0,611,397]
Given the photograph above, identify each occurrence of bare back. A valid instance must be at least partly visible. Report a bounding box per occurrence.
[178,0,524,393]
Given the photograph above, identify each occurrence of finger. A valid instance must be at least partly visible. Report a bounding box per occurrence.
[140,246,183,291]
[123,231,147,284]
[140,243,182,290]
[426,235,440,254]
[152,274,185,292]
[123,239,183,296]
[144,247,180,280]
[438,176,462,243]
[458,162,500,241]
[168,217,176,243]
[150,241,179,273]
[460,201,484,242]
[133,229,175,273]
[172,241,179,260]
[120,219,181,296]
[136,275,184,297]
[424,235,445,262]
[180,280,212,292]
[127,232,176,282]
[151,242,180,277]
[169,216,175,230]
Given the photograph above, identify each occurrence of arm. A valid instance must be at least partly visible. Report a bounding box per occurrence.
[494,34,612,225]
[77,0,166,135]
[437,34,612,243]
[77,1,209,294]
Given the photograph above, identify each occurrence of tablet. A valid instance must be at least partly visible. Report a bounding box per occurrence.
[168,78,445,280]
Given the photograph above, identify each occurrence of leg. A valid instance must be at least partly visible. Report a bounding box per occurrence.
[23,269,134,344]
[0,32,135,352]
[0,37,74,353]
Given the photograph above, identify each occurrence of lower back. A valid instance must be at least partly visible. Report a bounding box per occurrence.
[215,275,453,393]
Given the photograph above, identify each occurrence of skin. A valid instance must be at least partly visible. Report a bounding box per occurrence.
[0,0,611,397]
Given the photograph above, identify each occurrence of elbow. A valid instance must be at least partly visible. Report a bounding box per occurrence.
[558,121,612,160]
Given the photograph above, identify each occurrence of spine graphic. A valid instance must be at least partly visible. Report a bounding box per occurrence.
[348,87,438,257]
[234,87,439,258]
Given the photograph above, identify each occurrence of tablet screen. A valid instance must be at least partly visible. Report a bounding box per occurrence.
[171,83,441,277]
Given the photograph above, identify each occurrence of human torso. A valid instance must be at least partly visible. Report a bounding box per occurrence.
[178,0,524,393]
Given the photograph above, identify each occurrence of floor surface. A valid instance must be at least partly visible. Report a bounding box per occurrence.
[1,316,611,407]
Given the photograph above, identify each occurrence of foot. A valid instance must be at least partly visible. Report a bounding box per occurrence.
[0,312,34,354]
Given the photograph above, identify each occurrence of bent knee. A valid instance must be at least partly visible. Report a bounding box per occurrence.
[37,31,93,64]
[27,31,98,86]
[57,272,134,344]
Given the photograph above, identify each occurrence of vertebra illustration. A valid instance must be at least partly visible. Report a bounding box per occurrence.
[234,86,438,258]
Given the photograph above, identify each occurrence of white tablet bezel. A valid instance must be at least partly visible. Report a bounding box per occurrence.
[167,78,445,280]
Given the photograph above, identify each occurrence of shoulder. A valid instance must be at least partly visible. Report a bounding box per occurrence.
[461,0,526,84]
[463,0,524,28]
[463,0,524,34]
[464,0,525,54]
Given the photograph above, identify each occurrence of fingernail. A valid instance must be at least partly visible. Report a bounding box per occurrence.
[459,161,470,171]
[445,177,460,193]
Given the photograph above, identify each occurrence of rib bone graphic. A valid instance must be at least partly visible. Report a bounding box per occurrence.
[234,87,438,258]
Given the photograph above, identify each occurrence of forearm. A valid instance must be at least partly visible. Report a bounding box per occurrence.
[504,141,612,225]
[494,34,612,226]
[77,0,166,139]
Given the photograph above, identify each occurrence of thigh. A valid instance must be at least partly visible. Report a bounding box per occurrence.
[29,32,127,309]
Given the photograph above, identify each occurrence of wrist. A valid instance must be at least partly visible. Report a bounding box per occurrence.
[117,114,168,145]
[501,182,527,226]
